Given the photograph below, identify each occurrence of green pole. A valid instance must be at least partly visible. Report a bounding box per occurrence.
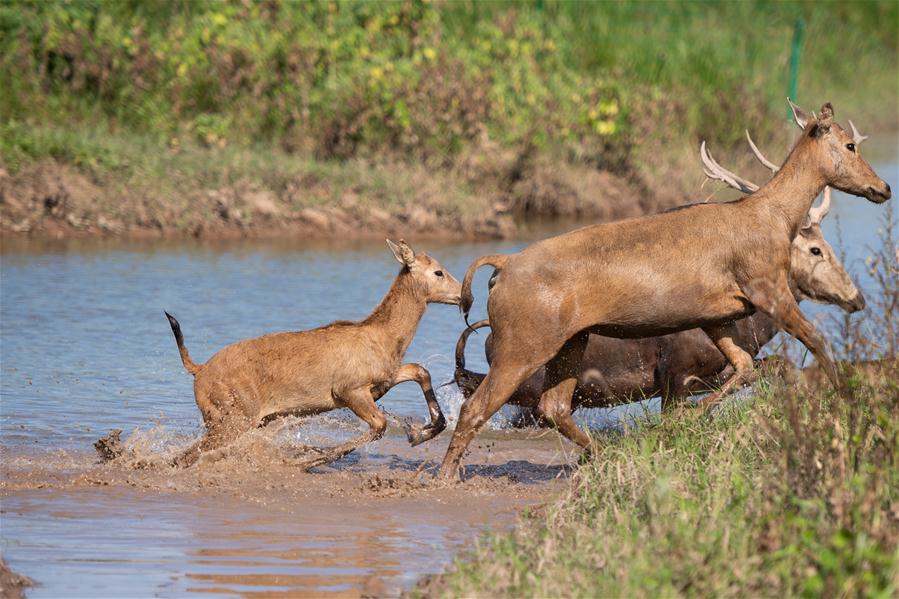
[787,16,805,122]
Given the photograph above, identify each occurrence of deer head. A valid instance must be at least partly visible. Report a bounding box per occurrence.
[793,101,890,204]
[387,239,462,305]
[700,127,865,313]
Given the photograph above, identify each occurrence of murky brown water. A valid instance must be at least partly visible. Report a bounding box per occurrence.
[1,426,571,598]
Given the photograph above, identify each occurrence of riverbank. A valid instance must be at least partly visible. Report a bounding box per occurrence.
[416,365,899,598]
[0,139,649,242]
[2,1,895,242]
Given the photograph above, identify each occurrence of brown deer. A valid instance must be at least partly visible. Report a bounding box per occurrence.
[165,239,461,469]
[453,177,863,420]
[438,101,890,481]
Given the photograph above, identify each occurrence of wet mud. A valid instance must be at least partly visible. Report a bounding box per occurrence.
[1,419,573,597]
[0,558,33,599]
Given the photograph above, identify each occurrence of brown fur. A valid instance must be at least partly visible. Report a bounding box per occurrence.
[168,240,461,468]
[438,102,891,480]
[454,220,864,416]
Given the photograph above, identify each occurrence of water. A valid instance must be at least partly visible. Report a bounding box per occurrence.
[1,155,896,597]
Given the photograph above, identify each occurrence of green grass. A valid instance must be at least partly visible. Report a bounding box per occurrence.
[1,1,895,179]
[426,371,899,598]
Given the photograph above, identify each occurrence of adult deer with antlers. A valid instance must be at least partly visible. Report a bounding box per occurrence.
[452,125,866,418]
[438,101,890,481]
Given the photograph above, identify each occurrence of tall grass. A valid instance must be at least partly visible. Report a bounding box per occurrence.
[1,1,896,177]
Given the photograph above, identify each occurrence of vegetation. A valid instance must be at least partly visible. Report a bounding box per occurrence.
[419,218,899,598]
[0,1,896,235]
[3,1,896,169]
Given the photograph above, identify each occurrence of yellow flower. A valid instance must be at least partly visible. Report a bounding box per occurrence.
[423,47,436,61]
[595,120,617,136]
[369,66,384,80]
[587,108,599,121]
[211,13,227,27]
[599,100,620,116]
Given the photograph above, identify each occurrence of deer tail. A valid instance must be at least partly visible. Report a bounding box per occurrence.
[164,311,202,376]
[460,254,508,325]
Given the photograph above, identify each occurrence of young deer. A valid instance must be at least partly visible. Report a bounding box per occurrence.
[166,239,461,468]
[439,101,890,481]
[453,134,864,418]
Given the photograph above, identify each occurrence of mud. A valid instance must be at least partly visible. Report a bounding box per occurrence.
[0,157,646,242]
[0,558,33,599]
[1,420,573,597]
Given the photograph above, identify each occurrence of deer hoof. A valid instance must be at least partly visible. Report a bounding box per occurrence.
[405,418,447,447]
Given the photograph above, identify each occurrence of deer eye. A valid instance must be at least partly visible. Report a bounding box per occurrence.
[434,270,444,278]
[846,143,856,152]
[810,247,822,256]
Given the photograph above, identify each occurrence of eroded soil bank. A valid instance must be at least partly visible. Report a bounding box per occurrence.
[0,153,650,242]
[1,421,573,597]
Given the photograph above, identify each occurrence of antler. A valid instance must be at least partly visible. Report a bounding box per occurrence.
[745,130,778,173]
[848,120,868,144]
[699,141,759,194]
[806,187,832,226]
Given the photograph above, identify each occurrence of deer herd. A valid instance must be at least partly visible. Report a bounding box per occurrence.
[127,101,891,482]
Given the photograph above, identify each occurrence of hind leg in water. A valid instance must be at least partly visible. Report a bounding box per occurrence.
[174,382,256,468]
[295,387,387,471]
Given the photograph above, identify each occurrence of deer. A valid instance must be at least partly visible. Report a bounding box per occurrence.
[437,101,890,481]
[452,128,867,420]
[164,239,461,469]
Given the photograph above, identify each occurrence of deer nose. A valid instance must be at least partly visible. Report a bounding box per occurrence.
[850,291,866,312]
[868,183,891,203]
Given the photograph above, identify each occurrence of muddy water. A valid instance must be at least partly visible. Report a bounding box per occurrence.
[1,431,570,598]
[2,153,896,597]
[1,228,578,598]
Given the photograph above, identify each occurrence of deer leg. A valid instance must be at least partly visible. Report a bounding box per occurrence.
[382,363,447,447]
[296,387,387,471]
[696,323,758,411]
[537,332,592,451]
[436,359,540,482]
[743,278,840,389]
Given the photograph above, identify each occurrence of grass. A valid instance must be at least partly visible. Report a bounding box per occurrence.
[1,1,896,208]
[425,374,898,598]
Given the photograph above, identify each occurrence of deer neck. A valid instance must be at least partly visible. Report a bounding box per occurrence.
[363,270,428,362]
[751,142,827,237]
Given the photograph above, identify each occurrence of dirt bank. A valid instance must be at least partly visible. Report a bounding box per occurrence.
[0,150,649,242]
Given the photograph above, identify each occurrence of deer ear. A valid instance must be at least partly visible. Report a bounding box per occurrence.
[788,98,810,129]
[808,102,834,138]
[817,102,834,133]
[386,238,416,267]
